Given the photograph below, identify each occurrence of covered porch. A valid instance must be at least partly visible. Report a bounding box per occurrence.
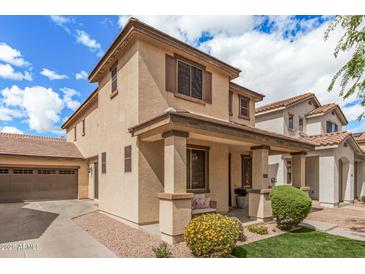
[129,110,314,244]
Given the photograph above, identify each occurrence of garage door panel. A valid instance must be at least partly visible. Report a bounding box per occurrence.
[0,168,78,203]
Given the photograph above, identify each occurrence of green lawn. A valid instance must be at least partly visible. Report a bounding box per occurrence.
[232,228,365,258]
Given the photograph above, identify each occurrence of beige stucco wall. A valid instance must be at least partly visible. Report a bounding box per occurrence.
[255,111,284,134]
[306,155,319,200]
[0,155,88,199]
[307,111,343,135]
[356,161,365,198]
[229,92,256,126]
[137,39,231,122]
[268,154,286,185]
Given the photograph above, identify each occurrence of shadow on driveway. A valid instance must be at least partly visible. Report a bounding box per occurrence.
[0,202,58,244]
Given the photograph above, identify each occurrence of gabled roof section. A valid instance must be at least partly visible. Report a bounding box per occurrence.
[62,88,98,129]
[229,82,265,102]
[0,133,84,159]
[306,103,348,125]
[300,131,351,146]
[88,17,241,83]
[354,132,365,142]
[255,92,320,115]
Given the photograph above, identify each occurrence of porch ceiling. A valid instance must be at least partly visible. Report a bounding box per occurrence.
[128,111,315,153]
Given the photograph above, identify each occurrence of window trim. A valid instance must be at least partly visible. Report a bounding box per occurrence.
[298,117,304,132]
[238,95,250,120]
[110,63,118,99]
[176,59,204,102]
[288,114,294,130]
[186,145,210,194]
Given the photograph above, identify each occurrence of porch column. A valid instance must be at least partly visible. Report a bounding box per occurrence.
[291,152,310,195]
[249,145,272,221]
[158,130,193,244]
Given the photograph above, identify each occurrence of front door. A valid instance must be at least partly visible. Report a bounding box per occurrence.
[94,162,99,199]
[241,155,252,188]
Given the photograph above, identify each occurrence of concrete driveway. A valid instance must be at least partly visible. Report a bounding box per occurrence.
[0,199,116,258]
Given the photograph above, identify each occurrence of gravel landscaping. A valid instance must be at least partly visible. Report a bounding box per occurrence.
[74,211,285,258]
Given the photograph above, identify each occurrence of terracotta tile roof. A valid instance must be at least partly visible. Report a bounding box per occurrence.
[0,133,84,159]
[256,92,315,114]
[306,103,337,116]
[300,131,351,146]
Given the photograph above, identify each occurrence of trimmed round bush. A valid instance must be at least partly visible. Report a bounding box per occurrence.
[269,185,312,230]
[361,196,365,203]
[184,214,240,257]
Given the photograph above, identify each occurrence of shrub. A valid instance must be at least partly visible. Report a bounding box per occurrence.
[152,242,171,258]
[231,217,246,241]
[269,185,312,230]
[361,196,365,203]
[184,214,240,257]
[246,224,268,235]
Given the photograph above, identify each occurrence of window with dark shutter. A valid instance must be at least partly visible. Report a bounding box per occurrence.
[111,65,118,93]
[82,119,85,136]
[101,152,106,174]
[165,54,176,92]
[239,96,249,118]
[124,145,132,172]
[177,60,203,100]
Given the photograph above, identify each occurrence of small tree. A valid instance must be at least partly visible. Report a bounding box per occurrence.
[325,16,365,118]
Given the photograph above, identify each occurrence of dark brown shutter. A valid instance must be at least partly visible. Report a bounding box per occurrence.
[204,71,212,104]
[124,145,132,172]
[165,54,176,92]
[101,152,106,174]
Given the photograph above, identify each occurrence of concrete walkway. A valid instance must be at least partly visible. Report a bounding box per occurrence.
[301,219,365,242]
[0,200,116,258]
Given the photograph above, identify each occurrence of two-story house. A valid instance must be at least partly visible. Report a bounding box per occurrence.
[256,92,365,208]
[0,18,315,244]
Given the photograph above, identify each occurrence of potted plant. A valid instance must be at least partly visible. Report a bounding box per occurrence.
[234,187,248,209]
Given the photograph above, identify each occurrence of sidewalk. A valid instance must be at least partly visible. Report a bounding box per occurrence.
[301,219,365,242]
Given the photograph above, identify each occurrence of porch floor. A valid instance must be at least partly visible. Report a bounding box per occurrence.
[226,208,263,226]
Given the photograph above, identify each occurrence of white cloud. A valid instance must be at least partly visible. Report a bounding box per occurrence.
[60,87,81,111]
[40,68,68,80]
[0,106,23,121]
[1,85,64,133]
[0,42,31,67]
[75,30,103,56]
[0,63,32,81]
[49,15,74,33]
[75,70,88,80]
[1,126,23,134]
[118,15,259,44]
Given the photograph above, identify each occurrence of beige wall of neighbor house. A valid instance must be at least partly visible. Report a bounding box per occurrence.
[0,155,88,199]
[255,111,284,135]
[356,161,365,197]
[307,111,344,135]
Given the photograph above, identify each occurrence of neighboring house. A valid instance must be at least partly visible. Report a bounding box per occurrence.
[256,93,365,208]
[0,18,316,244]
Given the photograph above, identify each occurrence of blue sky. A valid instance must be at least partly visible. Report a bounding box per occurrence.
[0,15,362,137]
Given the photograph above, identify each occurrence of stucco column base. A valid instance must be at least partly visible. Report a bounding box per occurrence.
[158,192,193,245]
[248,189,272,221]
[300,186,311,196]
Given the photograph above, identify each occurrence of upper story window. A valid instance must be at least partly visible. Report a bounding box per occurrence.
[111,64,118,93]
[299,117,304,132]
[288,114,294,130]
[74,127,77,141]
[326,121,338,133]
[239,96,250,119]
[177,60,203,100]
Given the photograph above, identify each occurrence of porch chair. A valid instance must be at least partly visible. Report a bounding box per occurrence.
[191,194,217,216]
